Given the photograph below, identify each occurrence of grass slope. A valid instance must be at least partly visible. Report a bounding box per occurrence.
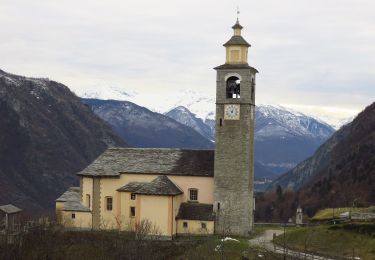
[313,206,375,220]
[274,224,375,260]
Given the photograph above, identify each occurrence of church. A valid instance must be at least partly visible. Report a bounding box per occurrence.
[56,19,258,238]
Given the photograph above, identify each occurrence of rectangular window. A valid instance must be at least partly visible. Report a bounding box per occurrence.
[130,193,136,200]
[201,222,206,229]
[106,197,113,211]
[189,189,198,201]
[86,194,91,208]
[183,222,188,228]
[130,207,136,217]
[71,213,75,219]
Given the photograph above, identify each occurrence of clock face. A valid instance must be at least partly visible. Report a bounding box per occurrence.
[224,104,240,120]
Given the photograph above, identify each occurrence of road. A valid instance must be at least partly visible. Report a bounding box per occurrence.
[249,229,337,260]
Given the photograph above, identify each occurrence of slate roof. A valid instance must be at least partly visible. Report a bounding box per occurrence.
[117,182,148,192]
[176,203,215,221]
[214,63,259,73]
[223,36,251,47]
[232,20,243,30]
[0,204,22,214]
[56,187,81,202]
[77,148,214,177]
[135,176,183,196]
[56,187,91,212]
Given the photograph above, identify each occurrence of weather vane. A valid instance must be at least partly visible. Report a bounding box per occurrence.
[237,5,240,20]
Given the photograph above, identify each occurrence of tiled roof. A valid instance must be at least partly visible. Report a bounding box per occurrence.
[223,36,250,47]
[56,187,90,212]
[77,148,214,177]
[176,203,215,221]
[0,204,22,214]
[117,182,148,192]
[136,176,183,196]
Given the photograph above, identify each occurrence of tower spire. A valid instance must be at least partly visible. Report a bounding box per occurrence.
[236,5,240,22]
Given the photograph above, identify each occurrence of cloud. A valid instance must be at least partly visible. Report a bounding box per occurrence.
[0,0,374,111]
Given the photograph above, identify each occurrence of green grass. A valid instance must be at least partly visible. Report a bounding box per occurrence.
[274,224,375,260]
[181,236,282,260]
[312,206,375,221]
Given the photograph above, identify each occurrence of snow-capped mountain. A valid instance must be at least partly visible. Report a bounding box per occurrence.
[78,86,348,175]
[165,106,214,141]
[255,105,334,142]
[163,103,336,175]
[78,86,355,130]
[254,105,336,174]
[78,87,216,121]
[82,99,214,149]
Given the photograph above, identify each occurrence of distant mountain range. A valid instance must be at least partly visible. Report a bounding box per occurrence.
[269,102,375,193]
[0,68,368,214]
[165,106,214,142]
[79,97,336,188]
[78,86,353,130]
[254,105,335,174]
[262,101,375,216]
[82,99,214,149]
[164,104,335,175]
[0,70,125,210]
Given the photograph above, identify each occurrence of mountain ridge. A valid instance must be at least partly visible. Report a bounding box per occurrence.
[268,102,375,211]
[0,69,126,211]
[82,99,214,149]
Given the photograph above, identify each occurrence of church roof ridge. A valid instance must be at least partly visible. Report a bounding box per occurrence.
[77,148,214,177]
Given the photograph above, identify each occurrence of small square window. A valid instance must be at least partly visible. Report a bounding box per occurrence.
[106,197,113,211]
[130,207,136,218]
[183,222,188,228]
[130,193,136,200]
[71,213,75,219]
[201,223,206,229]
[189,189,198,201]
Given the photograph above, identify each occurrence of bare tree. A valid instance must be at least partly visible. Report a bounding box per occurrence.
[134,219,162,240]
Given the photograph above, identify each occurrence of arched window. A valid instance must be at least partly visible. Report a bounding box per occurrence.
[226,76,240,98]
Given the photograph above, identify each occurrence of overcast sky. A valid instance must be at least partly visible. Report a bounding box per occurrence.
[1,0,374,117]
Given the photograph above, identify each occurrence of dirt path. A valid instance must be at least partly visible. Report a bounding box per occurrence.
[249,229,336,260]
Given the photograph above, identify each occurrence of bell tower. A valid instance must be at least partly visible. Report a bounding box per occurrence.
[213,19,258,236]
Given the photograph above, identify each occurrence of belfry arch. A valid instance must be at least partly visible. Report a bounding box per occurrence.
[226,76,241,98]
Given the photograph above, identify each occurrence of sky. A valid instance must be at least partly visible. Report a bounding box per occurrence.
[1,0,374,120]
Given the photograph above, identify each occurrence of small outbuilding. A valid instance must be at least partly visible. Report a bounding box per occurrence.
[0,204,22,232]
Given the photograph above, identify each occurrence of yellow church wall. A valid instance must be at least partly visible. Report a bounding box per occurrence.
[82,177,93,209]
[99,174,155,229]
[118,191,137,231]
[176,220,214,235]
[168,176,214,204]
[61,211,92,229]
[172,195,182,235]
[55,201,64,224]
[80,174,213,232]
[138,195,171,236]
